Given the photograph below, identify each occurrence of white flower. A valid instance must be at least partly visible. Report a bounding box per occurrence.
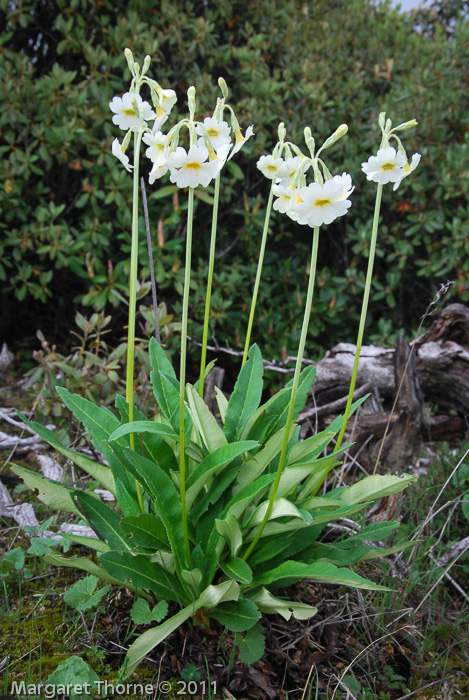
[111,138,133,172]
[229,125,255,158]
[272,184,296,214]
[196,117,232,150]
[167,145,220,188]
[332,172,354,200]
[109,92,155,131]
[393,153,421,190]
[149,161,169,184]
[142,131,169,164]
[160,89,177,113]
[361,146,406,185]
[291,177,352,227]
[278,156,307,186]
[257,154,289,181]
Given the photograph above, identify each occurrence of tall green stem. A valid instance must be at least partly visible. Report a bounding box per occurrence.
[242,183,275,365]
[334,183,383,454]
[126,129,144,513]
[243,226,320,560]
[199,172,221,397]
[179,187,195,564]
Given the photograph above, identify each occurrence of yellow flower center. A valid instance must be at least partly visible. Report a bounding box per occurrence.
[315,198,331,207]
[266,165,277,172]
[157,143,165,151]
[207,128,218,137]
[381,162,395,171]
[404,162,412,173]
[123,108,136,117]
[186,162,202,170]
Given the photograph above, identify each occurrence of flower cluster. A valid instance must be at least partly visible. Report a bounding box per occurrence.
[257,124,353,228]
[110,52,254,189]
[361,113,420,190]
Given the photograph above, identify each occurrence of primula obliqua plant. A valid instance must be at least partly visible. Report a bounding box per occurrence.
[13,51,421,680]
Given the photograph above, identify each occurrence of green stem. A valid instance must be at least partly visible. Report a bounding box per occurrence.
[334,183,383,454]
[179,187,195,565]
[242,183,275,365]
[243,226,320,560]
[199,172,221,397]
[126,129,144,514]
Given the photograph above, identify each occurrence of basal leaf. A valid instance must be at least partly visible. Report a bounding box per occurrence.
[186,384,227,452]
[121,514,170,551]
[220,556,253,584]
[74,491,131,552]
[11,465,80,515]
[223,344,263,442]
[250,588,318,621]
[210,597,260,632]
[340,474,417,505]
[252,560,390,591]
[100,551,187,604]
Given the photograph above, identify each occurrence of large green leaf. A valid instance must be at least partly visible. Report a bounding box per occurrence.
[223,344,263,442]
[56,387,135,496]
[210,597,260,631]
[43,553,143,595]
[340,474,417,505]
[123,580,240,679]
[108,420,178,443]
[186,440,258,510]
[11,465,80,515]
[186,384,227,452]
[149,338,177,379]
[100,551,187,604]
[215,514,243,557]
[114,448,189,573]
[287,430,335,465]
[235,423,295,492]
[252,560,390,591]
[250,588,318,620]
[73,491,131,551]
[220,557,253,584]
[120,514,170,551]
[15,412,116,495]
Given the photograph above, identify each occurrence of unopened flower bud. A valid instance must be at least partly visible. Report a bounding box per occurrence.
[124,48,134,74]
[133,61,140,77]
[378,112,386,130]
[142,55,151,76]
[218,77,229,99]
[122,130,132,150]
[393,119,418,132]
[278,122,286,142]
[385,118,392,133]
[188,86,196,115]
[320,123,348,151]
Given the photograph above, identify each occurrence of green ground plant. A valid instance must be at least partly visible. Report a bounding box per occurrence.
[8,49,422,685]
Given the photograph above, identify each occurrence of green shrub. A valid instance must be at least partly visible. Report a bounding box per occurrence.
[1,0,467,364]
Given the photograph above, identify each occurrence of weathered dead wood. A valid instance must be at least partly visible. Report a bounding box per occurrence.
[301,303,469,467]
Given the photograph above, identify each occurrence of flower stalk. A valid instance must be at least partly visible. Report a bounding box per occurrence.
[243,226,320,560]
[126,129,145,513]
[242,183,275,365]
[199,172,221,396]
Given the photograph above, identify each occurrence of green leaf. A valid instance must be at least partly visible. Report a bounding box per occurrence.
[340,474,417,505]
[236,423,295,492]
[108,420,178,443]
[110,448,189,573]
[63,575,110,611]
[223,344,263,442]
[186,440,259,510]
[43,553,142,594]
[186,384,227,452]
[1,547,25,575]
[210,597,260,632]
[287,430,335,465]
[149,338,177,378]
[250,588,318,621]
[46,656,99,698]
[220,557,253,584]
[215,387,228,423]
[11,465,80,516]
[215,514,243,557]
[123,580,239,679]
[252,560,390,591]
[73,491,131,552]
[234,623,265,664]
[61,535,110,553]
[15,412,116,494]
[130,598,169,625]
[115,478,141,517]
[249,498,308,526]
[100,551,187,604]
[121,514,170,551]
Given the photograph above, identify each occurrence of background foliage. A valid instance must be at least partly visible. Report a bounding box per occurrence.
[1,0,468,375]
